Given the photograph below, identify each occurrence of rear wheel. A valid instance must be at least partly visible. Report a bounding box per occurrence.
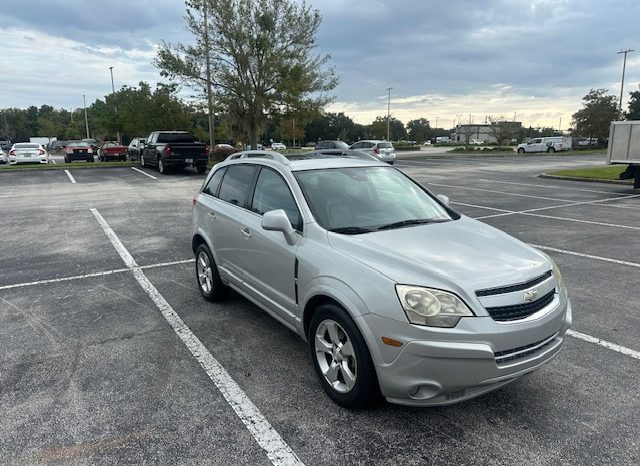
[140,154,146,167]
[87,156,94,163]
[195,244,228,301]
[197,165,207,174]
[308,304,381,409]
[517,148,525,154]
[547,147,556,153]
[64,156,70,163]
[158,157,166,174]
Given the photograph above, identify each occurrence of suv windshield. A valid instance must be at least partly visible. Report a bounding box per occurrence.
[294,166,453,233]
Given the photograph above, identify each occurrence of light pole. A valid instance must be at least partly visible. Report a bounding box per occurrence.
[386,87,393,141]
[618,49,634,113]
[82,94,89,139]
[435,116,439,129]
[109,66,120,143]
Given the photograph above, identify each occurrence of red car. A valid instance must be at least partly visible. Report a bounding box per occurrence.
[99,141,128,161]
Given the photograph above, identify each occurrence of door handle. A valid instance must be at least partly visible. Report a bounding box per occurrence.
[208,212,216,220]
[241,227,251,239]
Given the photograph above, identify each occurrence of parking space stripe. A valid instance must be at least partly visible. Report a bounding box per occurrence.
[131,167,157,179]
[477,178,629,196]
[0,259,195,291]
[90,208,303,466]
[428,182,574,202]
[64,170,76,183]
[529,244,640,269]
[567,330,640,360]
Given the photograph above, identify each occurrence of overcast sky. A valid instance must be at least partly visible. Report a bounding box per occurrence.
[1,0,638,129]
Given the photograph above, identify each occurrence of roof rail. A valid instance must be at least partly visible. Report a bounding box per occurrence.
[305,149,379,161]
[226,150,291,166]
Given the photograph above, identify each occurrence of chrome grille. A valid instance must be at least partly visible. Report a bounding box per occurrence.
[494,332,558,365]
[485,289,555,322]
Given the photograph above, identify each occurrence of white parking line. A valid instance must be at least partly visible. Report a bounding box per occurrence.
[428,182,574,202]
[0,259,195,291]
[50,158,57,164]
[528,244,640,269]
[90,208,302,466]
[477,178,629,196]
[64,170,76,184]
[131,167,157,179]
[567,330,640,360]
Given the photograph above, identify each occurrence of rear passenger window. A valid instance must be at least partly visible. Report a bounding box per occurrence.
[203,167,227,196]
[251,168,302,230]
[218,165,257,206]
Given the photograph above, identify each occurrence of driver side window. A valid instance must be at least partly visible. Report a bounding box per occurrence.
[251,168,302,231]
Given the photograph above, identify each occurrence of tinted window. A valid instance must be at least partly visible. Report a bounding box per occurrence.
[15,144,39,149]
[218,165,257,206]
[350,142,361,149]
[316,142,330,149]
[251,168,302,230]
[378,142,392,149]
[157,133,195,143]
[334,141,349,149]
[363,142,375,148]
[203,167,227,196]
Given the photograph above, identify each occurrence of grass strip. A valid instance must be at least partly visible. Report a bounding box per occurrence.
[546,165,628,181]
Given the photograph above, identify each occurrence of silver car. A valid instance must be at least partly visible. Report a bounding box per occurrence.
[349,140,396,164]
[9,143,49,164]
[191,151,571,408]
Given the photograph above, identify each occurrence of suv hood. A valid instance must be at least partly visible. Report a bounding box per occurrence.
[327,216,550,293]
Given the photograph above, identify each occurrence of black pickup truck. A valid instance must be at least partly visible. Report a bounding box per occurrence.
[140,131,208,174]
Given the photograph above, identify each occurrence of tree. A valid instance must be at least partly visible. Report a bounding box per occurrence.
[369,116,406,141]
[572,89,620,143]
[626,90,640,120]
[487,116,518,148]
[156,0,338,149]
[406,118,431,143]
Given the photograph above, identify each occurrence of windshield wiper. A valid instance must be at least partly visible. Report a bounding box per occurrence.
[375,219,445,231]
[328,226,374,235]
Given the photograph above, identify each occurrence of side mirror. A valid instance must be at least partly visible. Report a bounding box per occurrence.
[262,209,297,245]
[436,194,450,206]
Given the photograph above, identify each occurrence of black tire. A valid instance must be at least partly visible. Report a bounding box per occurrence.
[140,154,146,167]
[64,156,70,163]
[195,243,228,301]
[120,156,126,162]
[308,304,381,409]
[197,165,207,174]
[158,157,167,174]
[517,148,525,154]
[87,157,94,163]
[547,147,556,153]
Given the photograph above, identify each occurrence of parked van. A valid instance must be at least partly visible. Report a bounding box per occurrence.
[516,136,571,154]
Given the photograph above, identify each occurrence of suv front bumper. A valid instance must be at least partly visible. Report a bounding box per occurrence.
[360,295,572,406]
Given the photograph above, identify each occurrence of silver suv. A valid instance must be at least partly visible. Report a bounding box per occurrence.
[349,140,396,164]
[191,151,571,408]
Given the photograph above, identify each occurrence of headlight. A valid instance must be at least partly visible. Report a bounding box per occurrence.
[550,258,565,290]
[395,285,474,328]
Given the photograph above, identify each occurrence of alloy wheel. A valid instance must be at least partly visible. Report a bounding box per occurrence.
[314,319,357,393]
[197,250,213,294]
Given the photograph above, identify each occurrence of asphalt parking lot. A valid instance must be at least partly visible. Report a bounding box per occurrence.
[1,154,638,465]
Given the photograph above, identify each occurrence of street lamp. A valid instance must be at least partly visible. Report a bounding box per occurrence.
[617,49,634,113]
[109,66,120,143]
[82,94,90,139]
[386,87,393,141]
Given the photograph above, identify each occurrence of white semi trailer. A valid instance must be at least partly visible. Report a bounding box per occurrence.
[606,121,640,189]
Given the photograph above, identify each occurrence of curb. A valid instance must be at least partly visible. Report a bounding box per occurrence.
[539,174,634,186]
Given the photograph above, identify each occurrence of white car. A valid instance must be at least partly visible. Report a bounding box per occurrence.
[271,142,286,150]
[469,139,484,145]
[9,143,49,164]
[0,147,8,164]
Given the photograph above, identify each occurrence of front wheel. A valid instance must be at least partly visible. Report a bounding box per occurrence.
[195,243,228,301]
[309,304,381,409]
[517,148,525,154]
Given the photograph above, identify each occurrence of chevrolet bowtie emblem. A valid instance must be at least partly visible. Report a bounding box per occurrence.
[523,290,538,302]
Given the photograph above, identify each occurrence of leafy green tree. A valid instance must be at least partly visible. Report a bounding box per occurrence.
[155,0,338,148]
[369,116,406,141]
[626,91,640,120]
[572,89,620,142]
[406,118,431,143]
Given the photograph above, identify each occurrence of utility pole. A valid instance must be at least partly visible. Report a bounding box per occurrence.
[203,5,215,152]
[618,49,634,113]
[435,116,439,128]
[386,87,393,141]
[82,95,89,138]
[559,117,562,133]
[109,66,120,143]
